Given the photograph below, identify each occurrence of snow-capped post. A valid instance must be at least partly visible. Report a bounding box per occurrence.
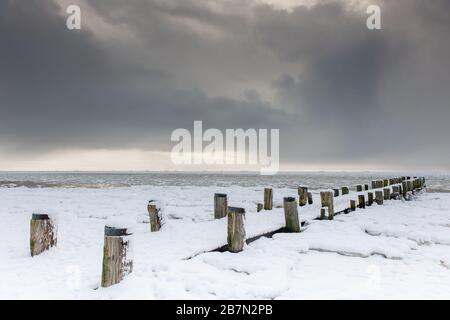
[320,191,334,220]
[30,213,57,257]
[358,194,366,209]
[389,178,395,185]
[371,181,377,189]
[350,200,356,211]
[147,200,162,232]
[402,181,408,198]
[377,180,384,189]
[341,186,349,195]
[227,207,246,253]
[365,184,369,191]
[375,191,384,205]
[383,188,391,200]
[257,203,263,212]
[298,186,308,206]
[264,188,273,210]
[307,192,313,205]
[383,179,389,187]
[101,226,133,288]
[283,197,301,233]
[333,188,340,197]
[214,193,228,219]
[356,185,363,192]
[368,192,374,206]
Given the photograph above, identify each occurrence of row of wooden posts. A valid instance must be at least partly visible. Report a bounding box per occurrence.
[28,176,426,288]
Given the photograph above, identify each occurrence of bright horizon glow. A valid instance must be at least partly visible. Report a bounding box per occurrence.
[0,148,447,173]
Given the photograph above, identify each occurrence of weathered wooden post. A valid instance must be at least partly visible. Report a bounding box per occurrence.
[377,180,384,189]
[383,188,391,200]
[375,191,384,205]
[257,203,263,212]
[307,192,313,205]
[356,185,363,192]
[298,186,308,206]
[264,188,273,210]
[147,200,162,232]
[407,181,413,192]
[101,226,133,288]
[283,197,301,233]
[371,181,377,189]
[368,192,374,206]
[333,189,340,197]
[358,194,366,209]
[391,186,400,199]
[30,213,57,257]
[214,193,228,219]
[350,200,356,212]
[383,179,389,187]
[402,181,408,198]
[365,184,369,191]
[320,191,334,220]
[341,186,349,195]
[227,207,246,253]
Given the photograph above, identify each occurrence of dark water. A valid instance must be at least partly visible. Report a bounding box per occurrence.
[0,172,449,191]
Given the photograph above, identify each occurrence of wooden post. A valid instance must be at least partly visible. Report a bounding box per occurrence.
[341,187,349,195]
[383,188,391,200]
[320,191,334,220]
[392,186,400,199]
[30,214,57,257]
[307,192,313,205]
[383,179,389,187]
[364,184,369,191]
[375,191,384,205]
[392,186,399,193]
[407,181,413,192]
[298,186,308,206]
[377,180,384,189]
[358,194,366,209]
[147,200,162,232]
[227,207,246,253]
[264,188,273,210]
[283,197,301,233]
[214,193,228,219]
[333,189,340,197]
[356,185,363,192]
[368,192,374,206]
[371,181,377,189]
[350,200,356,212]
[101,226,133,288]
[257,203,263,212]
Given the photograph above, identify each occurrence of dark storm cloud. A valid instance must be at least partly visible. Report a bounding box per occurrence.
[0,0,449,169]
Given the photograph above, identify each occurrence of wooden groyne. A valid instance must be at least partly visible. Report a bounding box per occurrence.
[25,175,426,287]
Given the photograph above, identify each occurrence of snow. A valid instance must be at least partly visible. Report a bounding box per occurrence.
[0,184,449,299]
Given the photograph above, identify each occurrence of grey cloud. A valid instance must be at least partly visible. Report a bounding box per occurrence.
[0,0,449,170]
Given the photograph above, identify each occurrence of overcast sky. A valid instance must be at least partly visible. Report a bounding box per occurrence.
[0,0,449,171]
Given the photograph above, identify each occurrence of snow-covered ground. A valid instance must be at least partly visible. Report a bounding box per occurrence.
[0,185,449,299]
